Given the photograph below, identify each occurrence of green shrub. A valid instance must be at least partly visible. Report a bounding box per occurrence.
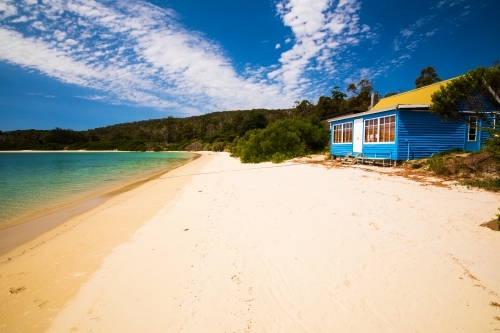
[483,128,500,162]
[232,116,329,163]
[428,156,450,175]
[461,178,500,192]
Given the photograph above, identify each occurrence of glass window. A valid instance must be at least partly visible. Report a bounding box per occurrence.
[364,115,395,143]
[468,116,477,141]
[364,118,378,142]
[379,115,395,142]
[332,122,353,143]
[343,122,352,143]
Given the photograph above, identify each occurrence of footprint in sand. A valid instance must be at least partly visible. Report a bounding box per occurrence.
[33,299,48,308]
[9,286,26,294]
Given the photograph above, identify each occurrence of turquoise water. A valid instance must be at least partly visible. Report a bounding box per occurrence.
[0,152,192,228]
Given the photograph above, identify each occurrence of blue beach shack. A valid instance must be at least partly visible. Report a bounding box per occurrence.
[327,79,493,163]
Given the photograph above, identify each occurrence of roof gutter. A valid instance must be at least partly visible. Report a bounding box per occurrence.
[396,104,429,109]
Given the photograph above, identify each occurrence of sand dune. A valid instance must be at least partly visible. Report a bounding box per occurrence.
[2,152,500,332]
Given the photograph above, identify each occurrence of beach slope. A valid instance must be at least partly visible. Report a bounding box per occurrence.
[0,153,212,332]
[2,152,500,332]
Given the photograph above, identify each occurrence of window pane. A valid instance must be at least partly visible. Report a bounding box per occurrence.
[344,123,352,143]
[468,116,477,141]
[364,118,378,142]
[334,125,340,143]
[379,115,395,142]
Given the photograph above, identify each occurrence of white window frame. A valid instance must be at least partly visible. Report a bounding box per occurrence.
[332,122,353,144]
[363,114,396,144]
[468,116,477,142]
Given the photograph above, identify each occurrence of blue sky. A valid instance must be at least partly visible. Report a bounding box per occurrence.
[0,0,498,131]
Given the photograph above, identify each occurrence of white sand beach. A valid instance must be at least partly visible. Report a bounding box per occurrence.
[1,152,500,332]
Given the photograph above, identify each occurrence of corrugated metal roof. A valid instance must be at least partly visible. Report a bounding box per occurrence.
[371,77,456,111]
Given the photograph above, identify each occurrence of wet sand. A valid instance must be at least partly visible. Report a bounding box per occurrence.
[0,152,211,332]
[0,154,198,255]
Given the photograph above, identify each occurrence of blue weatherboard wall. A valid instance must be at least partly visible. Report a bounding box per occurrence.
[329,108,487,161]
[329,119,352,157]
[330,110,399,159]
[397,110,465,160]
[329,124,352,157]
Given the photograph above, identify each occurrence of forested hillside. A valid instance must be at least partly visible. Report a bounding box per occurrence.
[0,78,375,152]
[0,109,282,151]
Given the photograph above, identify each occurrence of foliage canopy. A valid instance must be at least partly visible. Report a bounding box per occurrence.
[430,65,500,124]
[431,65,500,162]
[415,66,441,88]
[231,116,330,163]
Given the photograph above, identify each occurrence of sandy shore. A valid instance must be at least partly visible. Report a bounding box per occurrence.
[1,152,500,332]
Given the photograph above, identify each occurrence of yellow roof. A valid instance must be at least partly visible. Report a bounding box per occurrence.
[371,77,456,111]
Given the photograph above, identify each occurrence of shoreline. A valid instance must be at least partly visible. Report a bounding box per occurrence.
[0,151,195,231]
[2,152,500,332]
[0,152,213,332]
[0,153,199,255]
[0,150,189,153]
[47,152,500,332]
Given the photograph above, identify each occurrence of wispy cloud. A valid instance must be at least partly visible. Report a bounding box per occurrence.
[75,95,107,101]
[0,0,299,114]
[270,0,374,95]
[367,0,484,86]
[0,0,487,113]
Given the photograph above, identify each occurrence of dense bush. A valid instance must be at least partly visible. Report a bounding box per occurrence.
[231,116,329,163]
[483,128,500,162]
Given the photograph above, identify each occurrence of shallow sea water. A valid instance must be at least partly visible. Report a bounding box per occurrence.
[0,151,192,228]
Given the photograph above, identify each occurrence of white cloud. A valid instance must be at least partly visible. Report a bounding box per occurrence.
[272,0,369,91]
[53,30,66,41]
[0,1,17,18]
[11,15,28,23]
[366,0,479,84]
[31,21,46,31]
[1,0,476,114]
[400,29,413,37]
[0,0,298,114]
[426,29,437,37]
[75,95,106,100]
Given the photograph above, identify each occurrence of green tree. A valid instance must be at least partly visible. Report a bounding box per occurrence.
[330,86,347,113]
[232,116,329,163]
[293,100,315,117]
[430,65,500,161]
[430,65,500,123]
[237,111,268,136]
[345,79,373,110]
[415,66,441,88]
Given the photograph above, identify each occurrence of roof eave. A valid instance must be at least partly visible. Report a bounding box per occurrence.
[326,104,432,123]
[397,104,430,110]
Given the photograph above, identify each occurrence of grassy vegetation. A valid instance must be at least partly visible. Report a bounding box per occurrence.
[406,148,500,192]
[460,178,500,192]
